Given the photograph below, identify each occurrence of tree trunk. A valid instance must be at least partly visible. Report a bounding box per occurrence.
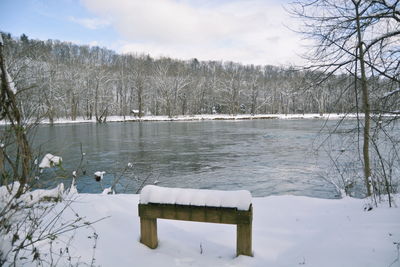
[94,82,99,122]
[71,94,78,120]
[355,2,372,196]
[0,40,32,197]
[137,78,143,118]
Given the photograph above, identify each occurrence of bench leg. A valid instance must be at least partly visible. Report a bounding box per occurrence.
[236,223,252,256]
[140,217,158,249]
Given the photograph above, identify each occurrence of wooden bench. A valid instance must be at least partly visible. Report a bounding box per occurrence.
[138,186,253,257]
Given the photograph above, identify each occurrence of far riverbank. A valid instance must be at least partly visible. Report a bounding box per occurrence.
[1,113,370,125]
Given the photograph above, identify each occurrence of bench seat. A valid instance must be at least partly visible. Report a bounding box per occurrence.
[138,186,253,256]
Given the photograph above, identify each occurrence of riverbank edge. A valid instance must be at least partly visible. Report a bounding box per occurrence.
[0,113,377,125]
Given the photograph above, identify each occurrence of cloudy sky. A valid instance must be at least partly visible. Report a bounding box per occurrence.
[0,0,305,66]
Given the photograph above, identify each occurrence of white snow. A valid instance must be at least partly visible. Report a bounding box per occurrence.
[18,193,400,266]
[38,153,62,168]
[383,88,400,98]
[72,170,77,177]
[0,182,64,206]
[0,143,4,148]
[0,183,399,267]
[3,113,392,126]
[140,185,252,211]
[102,187,114,195]
[68,181,78,196]
[5,71,17,94]
[23,184,64,206]
[127,162,133,168]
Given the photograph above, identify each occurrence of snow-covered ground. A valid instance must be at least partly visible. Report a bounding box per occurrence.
[0,113,370,125]
[25,192,399,267]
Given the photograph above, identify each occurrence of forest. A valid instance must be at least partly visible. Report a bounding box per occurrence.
[1,32,398,123]
[1,0,400,266]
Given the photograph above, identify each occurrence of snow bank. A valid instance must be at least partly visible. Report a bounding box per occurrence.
[140,185,252,210]
[5,113,397,126]
[1,183,399,267]
[42,194,400,266]
[22,184,65,205]
[0,182,64,206]
[41,113,353,123]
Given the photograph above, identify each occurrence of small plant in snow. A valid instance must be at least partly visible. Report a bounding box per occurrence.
[0,37,101,266]
[0,182,101,265]
[389,241,400,267]
[364,203,373,211]
[102,187,114,195]
[299,257,306,265]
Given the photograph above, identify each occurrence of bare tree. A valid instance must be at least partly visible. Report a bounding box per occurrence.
[219,62,244,115]
[2,29,396,123]
[1,37,103,265]
[0,34,32,197]
[289,0,400,198]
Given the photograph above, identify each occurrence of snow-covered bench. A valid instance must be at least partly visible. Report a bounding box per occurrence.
[138,185,253,256]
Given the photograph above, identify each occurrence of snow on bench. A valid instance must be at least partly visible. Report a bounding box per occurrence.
[138,185,253,256]
[140,185,252,211]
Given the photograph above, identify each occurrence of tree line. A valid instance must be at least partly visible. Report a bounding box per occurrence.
[1,32,397,123]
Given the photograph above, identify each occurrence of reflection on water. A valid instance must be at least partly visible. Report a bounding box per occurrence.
[30,119,358,198]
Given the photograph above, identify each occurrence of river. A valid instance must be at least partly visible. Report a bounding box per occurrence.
[30,119,359,198]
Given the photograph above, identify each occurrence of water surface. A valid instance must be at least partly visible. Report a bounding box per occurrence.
[31,119,353,198]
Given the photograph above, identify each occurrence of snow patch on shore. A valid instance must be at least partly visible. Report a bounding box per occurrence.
[0,113,384,125]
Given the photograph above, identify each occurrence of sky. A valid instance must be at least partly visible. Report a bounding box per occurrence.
[0,0,305,66]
